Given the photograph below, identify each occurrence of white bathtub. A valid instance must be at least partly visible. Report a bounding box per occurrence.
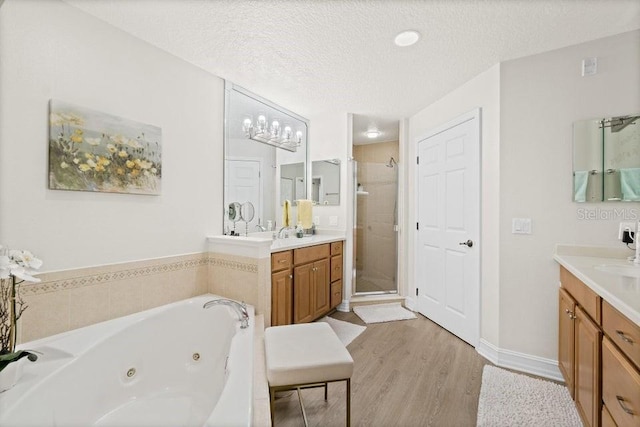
[0,294,254,427]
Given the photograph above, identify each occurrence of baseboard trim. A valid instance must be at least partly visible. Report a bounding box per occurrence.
[476,339,563,382]
[336,300,350,312]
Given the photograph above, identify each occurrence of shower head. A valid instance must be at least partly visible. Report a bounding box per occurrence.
[386,157,397,168]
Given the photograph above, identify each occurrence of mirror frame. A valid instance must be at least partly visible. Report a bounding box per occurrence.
[223,81,310,232]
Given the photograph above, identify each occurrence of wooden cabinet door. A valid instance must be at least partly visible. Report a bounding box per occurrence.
[559,287,576,398]
[271,269,292,326]
[293,263,314,324]
[313,258,330,318]
[574,305,602,427]
[602,336,640,427]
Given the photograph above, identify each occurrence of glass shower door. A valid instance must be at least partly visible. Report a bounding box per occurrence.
[354,160,398,294]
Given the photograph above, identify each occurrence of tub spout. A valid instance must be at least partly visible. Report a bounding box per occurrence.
[203,299,249,329]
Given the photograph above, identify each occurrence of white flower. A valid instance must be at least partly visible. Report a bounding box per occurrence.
[0,246,43,283]
[85,137,101,146]
[127,138,142,149]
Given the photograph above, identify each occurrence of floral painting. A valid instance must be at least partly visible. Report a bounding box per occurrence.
[48,100,162,195]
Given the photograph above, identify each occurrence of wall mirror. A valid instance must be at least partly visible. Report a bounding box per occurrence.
[311,159,341,205]
[224,83,309,233]
[573,114,640,202]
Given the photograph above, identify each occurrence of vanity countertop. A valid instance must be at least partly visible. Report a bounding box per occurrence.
[269,234,344,252]
[554,245,640,325]
[207,230,346,258]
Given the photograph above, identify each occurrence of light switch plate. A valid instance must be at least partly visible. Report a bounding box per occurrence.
[512,218,532,234]
[581,57,597,76]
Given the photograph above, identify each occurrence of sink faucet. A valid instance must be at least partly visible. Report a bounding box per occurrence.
[255,224,267,232]
[203,299,249,329]
[277,226,290,239]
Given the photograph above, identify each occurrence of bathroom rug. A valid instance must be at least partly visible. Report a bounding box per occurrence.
[352,302,416,324]
[317,316,366,346]
[476,365,581,427]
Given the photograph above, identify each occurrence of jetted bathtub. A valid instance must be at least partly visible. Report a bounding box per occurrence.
[0,294,254,426]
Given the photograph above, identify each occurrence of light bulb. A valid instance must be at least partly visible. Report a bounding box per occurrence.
[242,118,252,135]
[283,126,292,140]
[366,130,380,138]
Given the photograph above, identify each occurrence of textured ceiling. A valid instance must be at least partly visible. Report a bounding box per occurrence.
[64,0,640,129]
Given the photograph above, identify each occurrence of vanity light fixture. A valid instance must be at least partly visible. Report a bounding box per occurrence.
[242,116,302,152]
[394,30,420,47]
[366,130,381,139]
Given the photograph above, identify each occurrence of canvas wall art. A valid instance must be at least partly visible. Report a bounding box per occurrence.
[49,100,162,195]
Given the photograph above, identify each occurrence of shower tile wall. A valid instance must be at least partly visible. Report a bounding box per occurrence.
[353,141,399,293]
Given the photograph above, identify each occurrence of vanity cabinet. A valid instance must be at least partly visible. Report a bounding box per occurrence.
[330,241,343,309]
[558,266,640,427]
[271,241,344,326]
[271,251,293,326]
[558,287,576,398]
[574,305,601,427]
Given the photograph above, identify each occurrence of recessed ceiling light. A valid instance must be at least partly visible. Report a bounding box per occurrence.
[394,30,420,47]
[366,130,381,138]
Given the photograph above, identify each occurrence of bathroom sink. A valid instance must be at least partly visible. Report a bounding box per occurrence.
[595,264,640,278]
[270,236,314,250]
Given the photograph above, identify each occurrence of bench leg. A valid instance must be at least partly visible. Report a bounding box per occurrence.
[296,387,309,427]
[270,387,276,426]
[346,379,351,427]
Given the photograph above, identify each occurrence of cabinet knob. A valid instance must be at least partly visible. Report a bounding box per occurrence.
[289,275,293,279]
[278,259,287,264]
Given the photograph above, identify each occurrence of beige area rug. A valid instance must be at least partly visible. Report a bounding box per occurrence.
[477,365,582,427]
[352,302,417,324]
[317,316,366,346]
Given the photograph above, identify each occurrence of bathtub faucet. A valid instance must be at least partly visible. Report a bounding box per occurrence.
[203,299,249,329]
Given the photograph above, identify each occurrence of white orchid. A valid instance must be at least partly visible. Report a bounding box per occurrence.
[0,246,42,283]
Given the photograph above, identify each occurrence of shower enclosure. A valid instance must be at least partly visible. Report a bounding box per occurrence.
[353,148,399,294]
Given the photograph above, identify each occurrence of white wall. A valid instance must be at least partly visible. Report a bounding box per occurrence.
[408,30,640,367]
[307,111,350,231]
[499,30,640,359]
[0,0,224,271]
[408,64,502,346]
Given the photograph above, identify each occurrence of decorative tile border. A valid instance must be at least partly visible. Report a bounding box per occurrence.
[21,257,209,296]
[17,252,259,297]
[210,258,258,273]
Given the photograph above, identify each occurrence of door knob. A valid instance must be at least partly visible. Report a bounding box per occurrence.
[459,240,473,247]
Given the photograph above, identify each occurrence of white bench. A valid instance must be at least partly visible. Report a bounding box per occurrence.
[264,322,354,426]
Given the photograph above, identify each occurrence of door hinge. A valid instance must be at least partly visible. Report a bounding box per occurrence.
[416,156,419,165]
[416,222,419,230]
[415,287,418,296]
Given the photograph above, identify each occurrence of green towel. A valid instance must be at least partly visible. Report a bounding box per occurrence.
[620,168,640,201]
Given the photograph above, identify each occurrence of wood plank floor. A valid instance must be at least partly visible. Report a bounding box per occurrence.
[272,311,490,427]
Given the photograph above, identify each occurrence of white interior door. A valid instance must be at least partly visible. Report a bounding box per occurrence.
[416,109,480,346]
[225,159,262,230]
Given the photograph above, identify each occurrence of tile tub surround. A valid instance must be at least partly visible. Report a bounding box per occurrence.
[208,252,270,325]
[17,253,209,343]
[553,244,640,325]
